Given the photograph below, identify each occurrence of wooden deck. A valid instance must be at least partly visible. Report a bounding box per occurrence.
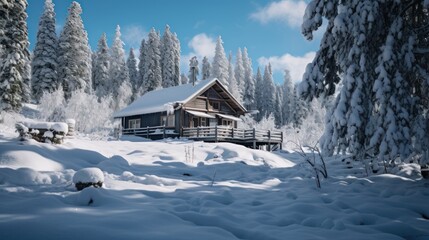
[122,125,283,150]
[182,126,283,150]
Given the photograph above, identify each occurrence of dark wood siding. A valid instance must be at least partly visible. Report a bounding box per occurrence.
[124,112,163,128]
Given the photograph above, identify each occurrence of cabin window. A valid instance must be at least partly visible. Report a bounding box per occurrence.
[161,115,175,127]
[210,101,220,111]
[222,119,233,127]
[129,119,141,129]
[201,118,207,126]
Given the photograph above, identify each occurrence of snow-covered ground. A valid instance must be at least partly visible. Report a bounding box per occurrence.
[0,124,428,239]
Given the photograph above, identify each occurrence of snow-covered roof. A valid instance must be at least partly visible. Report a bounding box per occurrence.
[114,78,244,118]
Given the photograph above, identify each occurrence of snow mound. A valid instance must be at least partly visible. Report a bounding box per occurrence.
[21,120,69,134]
[0,150,63,171]
[73,168,104,184]
[0,168,52,185]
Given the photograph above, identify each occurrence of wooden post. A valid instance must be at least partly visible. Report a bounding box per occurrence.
[231,128,234,139]
[197,127,200,138]
[163,126,166,139]
[280,131,283,150]
[252,128,256,149]
[268,130,271,152]
[146,126,149,139]
[215,125,218,142]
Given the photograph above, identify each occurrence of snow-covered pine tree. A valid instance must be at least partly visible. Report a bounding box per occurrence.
[137,39,146,94]
[172,32,181,87]
[201,56,211,80]
[188,56,199,85]
[254,67,263,121]
[211,36,229,88]
[0,0,30,111]
[281,69,294,125]
[299,1,429,161]
[234,48,245,101]
[261,65,275,119]
[127,48,139,101]
[227,52,240,100]
[274,85,283,127]
[242,47,255,111]
[144,28,162,92]
[161,25,176,88]
[58,1,91,100]
[31,0,58,103]
[180,73,189,85]
[92,33,110,99]
[109,25,131,110]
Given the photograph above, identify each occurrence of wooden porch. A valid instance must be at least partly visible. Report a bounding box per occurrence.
[121,125,283,150]
[182,126,283,151]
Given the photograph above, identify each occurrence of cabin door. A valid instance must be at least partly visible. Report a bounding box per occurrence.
[191,117,199,127]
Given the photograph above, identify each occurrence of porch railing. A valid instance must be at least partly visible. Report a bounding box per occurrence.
[122,126,178,139]
[182,126,283,143]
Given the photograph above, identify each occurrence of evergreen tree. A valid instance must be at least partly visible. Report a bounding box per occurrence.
[180,73,188,85]
[211,36,229,88]
[227,52,240,100]
[274,85,283,127]
[201,56,211,80]
[137,39,146,94]
[161,25,176,88]
[281,69,294,125]
[0,0,30,111]
[92,33,110,99]
[299,1,429,160]
[254,67,263,121]
[31,0,58,103]
[188,56,199,85]
[109,25,130,110]
[58,1,91,100]
[144,28,162,92]
[242,47,255,111]
[234,48,245,101]
[127,48,139,101]
[261,65,275,119]
[172,32,181,87]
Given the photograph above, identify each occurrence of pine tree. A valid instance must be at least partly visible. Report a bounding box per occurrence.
[188,56,199,85]
[127,48,139,101]
[274,85,283,127]
[261,65,275,119]
[299,1,429,160]
[180,73,188,85]
[242,47,255,111]
[109,25,130,110]
[92,33,110,99]
[281,69,294,125]
[211,36,229,88]
[172,32,181,87]
[227,52,240,100]
[144,28,162,92]
[254,67,263,121]
[31,0,58,103]
[201,56,211,80]
[137,39,146,94]
[161,25,176,88]
[58,1,91,100]
[234,48,245,101]
[0,0,30,111]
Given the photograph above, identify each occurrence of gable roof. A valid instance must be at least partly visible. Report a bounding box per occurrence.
[113,78,246,118]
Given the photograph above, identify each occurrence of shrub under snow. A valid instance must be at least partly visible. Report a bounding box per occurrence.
[73,167,104,191]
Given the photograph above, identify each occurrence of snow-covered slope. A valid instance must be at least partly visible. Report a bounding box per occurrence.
[0,128,428,240]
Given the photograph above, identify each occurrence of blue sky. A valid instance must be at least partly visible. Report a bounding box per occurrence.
[26,0,322,84]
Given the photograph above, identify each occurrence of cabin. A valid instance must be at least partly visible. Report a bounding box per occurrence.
[114,78,283,150]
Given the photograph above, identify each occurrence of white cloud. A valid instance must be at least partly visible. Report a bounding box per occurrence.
[122,25,147,49]
[181,33,216,74]
[250,0,307,28]
[258,52,315,82]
